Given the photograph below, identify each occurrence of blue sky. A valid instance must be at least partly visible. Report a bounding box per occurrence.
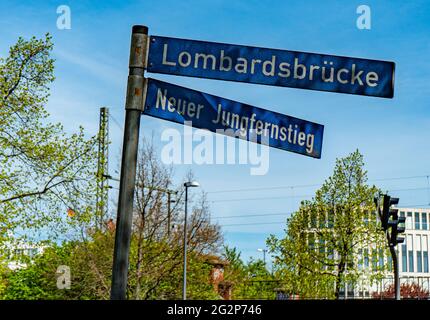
[1,0,430,264]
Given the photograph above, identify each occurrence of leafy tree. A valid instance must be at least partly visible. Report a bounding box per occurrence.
[268,150,388,299]
[145,251,221,300]
[129,139,222,299]
[0,34,98,245]
[1,230,224,300]
[0,259,8,297]
[1,242,73,300]
[222,246,277,299]
[1,139,224,300]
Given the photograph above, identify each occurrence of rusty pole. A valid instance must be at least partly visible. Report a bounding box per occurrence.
[111,25,148,300]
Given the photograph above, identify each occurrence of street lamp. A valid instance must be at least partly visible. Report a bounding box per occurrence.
[182,181,200,300]
[257,248,267,266]
[167,193,176,238]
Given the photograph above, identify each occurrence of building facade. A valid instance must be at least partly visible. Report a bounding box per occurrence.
[398,208,429,276]
[1,242,45,270]
[350,207,430,298]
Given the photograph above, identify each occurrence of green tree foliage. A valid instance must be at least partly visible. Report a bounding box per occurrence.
[1,232,113,300]
[0,34,98,244]
[0,259,8,297]
[128,140,223,299]
[1,230,223,300]
[1,134,225,300]
[0,35,277,301]
[268,150,388,299]
[222,246,277,299]
[1,242,73,300]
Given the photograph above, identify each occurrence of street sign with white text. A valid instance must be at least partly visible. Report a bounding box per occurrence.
[143,78,324,158]
[147,36,395,98]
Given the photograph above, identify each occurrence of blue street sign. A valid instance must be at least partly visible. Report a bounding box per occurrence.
[143,78,324,158]
[147,36,395,98]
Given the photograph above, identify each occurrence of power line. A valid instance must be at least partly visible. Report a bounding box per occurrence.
[397,204,430,208]
[216,204,430,227]
[386,187,430,192]
[109,113,123,131]
[372,175,430,182]
[212,212,291,219]
[208,183,320,194]
[209,187,430,203]
[210,194,313,203]
[427,175,430,206]
[206,174,430,194]
[112,186,430,205]
[219,221,285,227]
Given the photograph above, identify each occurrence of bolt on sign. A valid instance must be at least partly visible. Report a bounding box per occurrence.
[147,36,395,98]
[144,78,324,158]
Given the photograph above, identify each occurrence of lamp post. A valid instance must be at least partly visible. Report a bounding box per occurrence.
[183,181,200,300]
[167,193,176,238]
[257,248,268,267]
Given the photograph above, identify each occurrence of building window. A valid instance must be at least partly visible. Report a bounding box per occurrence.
[327,214,334,228]
[372,249,378,271]
[370,211,377,226]
[399,211,405,224]
[310,211,317,229]
[417,251,423,273]
[319,239,325,257]
[388,254,393,271]
[358,249,363,270]
[379,249,384,268]
[347,281,355,298]
[28,248,38,258]
[407,212,413,229]
[364,249,369,269]
[408,250,414,272]
[327,247,334,270]
[319,212,326,228]
[402,244,407,272]
[308,234,315,251]
[422,212,428,231]
[415,212,420,230]
[424,251,429,273]
[363,210,369,226]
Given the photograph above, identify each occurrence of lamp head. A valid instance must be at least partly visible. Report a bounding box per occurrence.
[184,181,200,188]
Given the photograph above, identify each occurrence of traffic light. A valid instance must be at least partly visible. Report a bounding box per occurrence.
[374,193,405,300]
[381,195,399,231]
[389,209,406,246]
[375,194,405,246]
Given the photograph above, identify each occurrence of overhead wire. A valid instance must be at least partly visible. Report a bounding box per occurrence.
[109,113,124,132]
[206,174,430,194]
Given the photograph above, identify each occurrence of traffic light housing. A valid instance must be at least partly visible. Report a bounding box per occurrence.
[389,210,406,246]
[375,194,405,246]
[374,193,405,300]
[381,195,399,231]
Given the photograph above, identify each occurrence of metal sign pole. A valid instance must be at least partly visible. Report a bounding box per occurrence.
[111,25,148,300]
